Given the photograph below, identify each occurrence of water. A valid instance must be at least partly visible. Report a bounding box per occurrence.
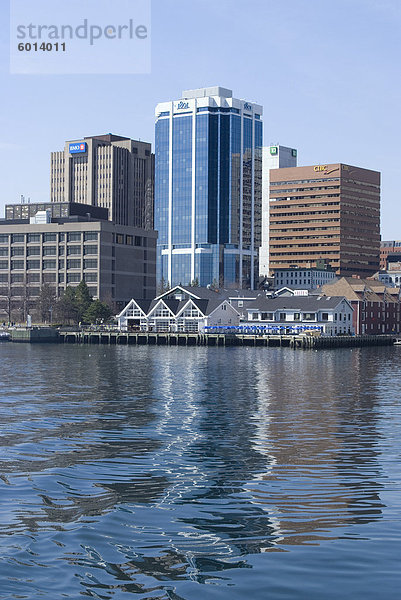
[0,343,401,599]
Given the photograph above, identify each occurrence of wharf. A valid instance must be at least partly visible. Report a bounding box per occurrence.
[58,331,396,349]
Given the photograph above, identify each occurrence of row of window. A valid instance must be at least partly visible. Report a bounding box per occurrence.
[0,246,98,258]
[0,258,97,271]
[0,232,98,244]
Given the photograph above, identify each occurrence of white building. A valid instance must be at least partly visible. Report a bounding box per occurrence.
[117,285,239,332]
[241,295,354,336]
[259,145,297,277]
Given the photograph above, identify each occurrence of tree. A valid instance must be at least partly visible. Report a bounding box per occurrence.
[157,277,170,295]
[75,280,93,322]
[37,284,56,323]
[56,286,78,324]
[190,277,199,287]
[83,300,112,324]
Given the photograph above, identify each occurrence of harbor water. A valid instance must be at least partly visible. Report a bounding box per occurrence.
[0,343,401,599]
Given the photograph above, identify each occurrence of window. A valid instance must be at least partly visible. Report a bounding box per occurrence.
[135,236,142,246]
[0,234,8,244]
[304,313,316,321]
[27,260,40,270]
[11,234,24,243]
[67,273,80,283]
[261,312,273,320]
[67,259,81,269]
[59,246,65,255]
[279,313,287,321]
[67,232,81,242]
[27,233,41,243]
[43,246,56,256]
[27,246,40,256]
[84,232,98,242]
[43,273,56,283]
[58,273,64,283]
[59,259,65,269]
[0,274,8,282]
[84,245,97,255]
[321,313,329,321]
[126,235,133,245]
[0,260,8,269]
[11,247,24,256]
[84,259,97,269]
[67,246,81,255]
[27,273,40,283]
[84,273,97,282]
[11,260,24,270]
[293,313,301,321]
[11,274,24,283]
[0,248,8,256]
[43,233,57,242]
[59,233,65,242]
[116,234,124,244]
[43,259,56,269]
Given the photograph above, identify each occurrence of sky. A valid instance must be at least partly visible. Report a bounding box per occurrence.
[0,0,400,238]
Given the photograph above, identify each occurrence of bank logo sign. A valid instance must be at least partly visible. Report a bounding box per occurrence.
[270,146,278,155]
[175,101,190,111]
[243,102,252,111]
[69,142,87,154]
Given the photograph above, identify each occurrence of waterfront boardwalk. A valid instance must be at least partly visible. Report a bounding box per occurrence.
[58,330,396,349]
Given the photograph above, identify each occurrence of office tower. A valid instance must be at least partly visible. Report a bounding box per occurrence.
[50,133,154,229]
[154,86,263,289]
[269,163,380,277]
[259,145,298,276]
[0,203,157,318]
[380,240,401,270]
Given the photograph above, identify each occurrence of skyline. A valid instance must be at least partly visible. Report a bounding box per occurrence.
[0,0,400,238]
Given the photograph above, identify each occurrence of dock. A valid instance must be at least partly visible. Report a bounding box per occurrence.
[57,331,396,349]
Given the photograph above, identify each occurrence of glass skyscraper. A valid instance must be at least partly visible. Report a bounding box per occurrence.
[155,86,263,289]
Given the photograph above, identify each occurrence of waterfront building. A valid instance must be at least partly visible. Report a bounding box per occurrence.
[321,277,401,334]
[0,205,157,320]
[50,133,154,229]
[259,145,298,277]
[154,86,263,289]
[241,295,354,336]
[375,261,401,287]
[380,240,401,270]
[273,263,336,290]
[269,163,380,277]
[117,285,239,332]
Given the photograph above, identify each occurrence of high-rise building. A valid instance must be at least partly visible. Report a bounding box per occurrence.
[269,163,380,277]
[259,145,297,277]
[50,133,154,230]
[154,86,263,289]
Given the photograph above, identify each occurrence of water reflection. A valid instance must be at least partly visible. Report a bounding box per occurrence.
[0,344,398,599]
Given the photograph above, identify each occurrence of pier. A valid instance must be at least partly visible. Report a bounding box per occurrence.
[57,330,396,349]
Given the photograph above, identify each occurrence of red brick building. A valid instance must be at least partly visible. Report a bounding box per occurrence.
[321,277,400,335]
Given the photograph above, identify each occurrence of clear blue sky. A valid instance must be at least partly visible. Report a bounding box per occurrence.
[0,0,400,238]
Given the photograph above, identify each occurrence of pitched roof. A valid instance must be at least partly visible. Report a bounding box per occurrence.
[321,277,398,304]
[245,295,350,312]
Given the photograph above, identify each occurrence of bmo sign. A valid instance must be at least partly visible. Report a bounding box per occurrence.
[69,142,87,154]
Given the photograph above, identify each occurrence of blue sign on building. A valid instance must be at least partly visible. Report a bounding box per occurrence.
[69,142,87,154]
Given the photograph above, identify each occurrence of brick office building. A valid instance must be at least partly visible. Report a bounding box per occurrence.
[269,164,380,278]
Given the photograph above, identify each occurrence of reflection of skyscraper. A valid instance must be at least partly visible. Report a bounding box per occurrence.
[155,87,263,289]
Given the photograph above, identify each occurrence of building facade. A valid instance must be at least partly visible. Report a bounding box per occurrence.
[117,285,239,332]
[50,133,154,229]
[273,264,336,290]
[154,86,263,289]
[321,277,401,334]
[380,240,401,270]
[259,145,297,277]
[242,295,354,336]
[269,163,380,277]
[0,215,157,320]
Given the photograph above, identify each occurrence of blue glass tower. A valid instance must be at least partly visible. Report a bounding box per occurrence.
[155,86,263,289]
